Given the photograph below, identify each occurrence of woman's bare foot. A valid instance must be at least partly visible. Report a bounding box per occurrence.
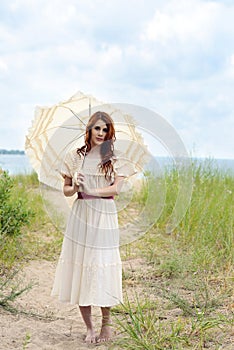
[84,328,96,343]
[96,324,112,343]
[79,306,96,343]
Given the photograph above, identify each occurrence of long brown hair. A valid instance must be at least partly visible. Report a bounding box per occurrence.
[77,111,116,177]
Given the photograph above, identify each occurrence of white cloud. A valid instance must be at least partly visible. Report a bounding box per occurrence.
[230,54,234,65]
[0,0,234,159]
[142,0,219,45]
[0,57,8,71]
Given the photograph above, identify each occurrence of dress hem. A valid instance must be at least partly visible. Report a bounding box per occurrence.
[51,295,122,307]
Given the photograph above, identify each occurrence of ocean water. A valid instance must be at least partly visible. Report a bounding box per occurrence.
[0,154,33,175]
[0,153,234,176]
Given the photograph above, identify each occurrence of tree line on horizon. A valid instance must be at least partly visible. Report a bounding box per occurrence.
[0,149,25,155]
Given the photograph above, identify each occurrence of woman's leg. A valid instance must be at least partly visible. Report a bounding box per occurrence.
[97,306,112,342]
[79,306,96,343]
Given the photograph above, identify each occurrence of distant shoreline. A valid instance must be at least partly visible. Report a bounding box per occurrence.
[0,149,25,155]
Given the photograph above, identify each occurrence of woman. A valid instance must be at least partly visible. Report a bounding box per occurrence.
[51,111,135,343]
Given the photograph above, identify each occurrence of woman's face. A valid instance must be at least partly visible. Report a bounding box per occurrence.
[90,119,108,148]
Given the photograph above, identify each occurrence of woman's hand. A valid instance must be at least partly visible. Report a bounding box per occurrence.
[73,173,125,197]
[74,172,91,195]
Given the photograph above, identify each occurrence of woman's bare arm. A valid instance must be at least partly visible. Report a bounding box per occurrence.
[77,174,125,197]
[92,176,125,197]
[63,175,79,197]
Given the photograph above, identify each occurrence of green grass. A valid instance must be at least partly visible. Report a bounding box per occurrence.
[0,268,34,313]
[115,159,234,349]
[0,172,62,273]
[135,159,233,271]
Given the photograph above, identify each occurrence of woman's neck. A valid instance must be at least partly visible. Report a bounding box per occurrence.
[87,145,101,157]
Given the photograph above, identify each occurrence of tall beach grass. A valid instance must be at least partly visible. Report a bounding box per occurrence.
[115,159,234,349]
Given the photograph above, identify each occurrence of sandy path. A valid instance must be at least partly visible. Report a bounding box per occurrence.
[0,260,116,350]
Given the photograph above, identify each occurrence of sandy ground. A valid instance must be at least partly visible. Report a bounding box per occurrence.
[0,260,117,350]
[1,258,234,350]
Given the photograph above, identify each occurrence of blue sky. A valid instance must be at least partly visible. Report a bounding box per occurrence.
[0,0,234,159]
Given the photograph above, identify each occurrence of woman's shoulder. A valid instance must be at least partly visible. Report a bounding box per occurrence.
[112,149,122,161]
[112,149,137,177]
[69,148,83,160]
[112,149,128,164]
[64,148,84,168]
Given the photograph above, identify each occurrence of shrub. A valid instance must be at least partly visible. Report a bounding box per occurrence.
[0,171,34,237]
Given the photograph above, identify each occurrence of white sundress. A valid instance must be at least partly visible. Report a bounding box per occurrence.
[51,149,135,307]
